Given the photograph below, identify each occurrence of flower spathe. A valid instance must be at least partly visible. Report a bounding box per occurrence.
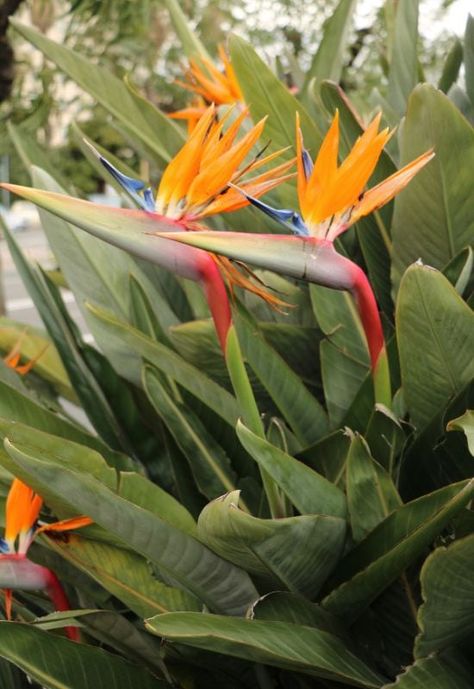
[0,478,92,641]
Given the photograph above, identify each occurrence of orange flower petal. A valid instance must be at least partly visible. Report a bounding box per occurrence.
[35,515,93,536]
[5,479,42,544]
[350,149,435,225]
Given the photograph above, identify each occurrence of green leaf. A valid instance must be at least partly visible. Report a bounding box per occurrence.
[438,38,463,94]
[11,20,184,164]
[322,479,474,621]
[230,34,321,160]
[0,381,111,459]
[346,434,401,542]
[85,302,239,427]
[311,285,370,426]
[387,0,419,115]
[250,591,346,639]
[303,0,356,89]
[392,85,474,292]
[382,651,474,689]
[1,217,131,453]
[45,535,200,618]
[464,15,474,106]
[163,0,210,60]
[236,421,347,519]
[0,623,166,689]
[198,491,346,597]
[3,433,258,615]
[396,264,474,430]
[415,534,474,657]
[143,365,238,499]
[446,410,474,456]
[146,612,385,687]
[235,310,328,445]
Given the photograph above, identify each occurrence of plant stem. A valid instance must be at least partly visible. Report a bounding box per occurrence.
[225,326,285,518]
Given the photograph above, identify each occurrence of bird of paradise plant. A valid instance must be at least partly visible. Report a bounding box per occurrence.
[169,45,243,131]
[3,332,48,376]
[155,110,434,405]
[0,478,92,641]
[2,105,293,353]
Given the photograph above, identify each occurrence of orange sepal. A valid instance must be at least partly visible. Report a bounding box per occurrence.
[36,515,93,536]
[350,149,435,225]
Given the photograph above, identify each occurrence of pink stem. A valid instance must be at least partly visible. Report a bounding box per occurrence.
[46,571,79,642]
[350,263,385,369]
[195,254,232,353]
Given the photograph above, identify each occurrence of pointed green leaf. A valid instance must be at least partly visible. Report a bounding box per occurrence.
[146,612,384,687]
[235,310,328,445]
[230,34,321,159]
[396,264,474,430]
[464,15,474,106]
[346,434,401,542]
[163,0,210,59]
[438,38,463,93]
[236,421,347,518]
[143,365,238,499]
[304,0,356,89]
[392,85,474,291]
[387,0,419,115]
[323,479,474,621]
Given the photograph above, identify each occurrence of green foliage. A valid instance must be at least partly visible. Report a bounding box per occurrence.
[0,3,472,688]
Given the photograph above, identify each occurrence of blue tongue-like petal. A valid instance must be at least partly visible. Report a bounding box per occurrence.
[84,140,156,212]
[235,188,309,237]
[301,148,313,179]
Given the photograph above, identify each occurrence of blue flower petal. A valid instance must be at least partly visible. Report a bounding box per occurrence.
[0,538,10,554]
[241,191,309,237]
[302,149,313,179]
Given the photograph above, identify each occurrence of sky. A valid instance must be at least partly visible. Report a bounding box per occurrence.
[355,0,471,36]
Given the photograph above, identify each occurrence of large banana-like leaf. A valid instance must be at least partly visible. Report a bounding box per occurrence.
[322,479,474,621]
[198,491,346,598]
[415,534,474,657]
[0,623,166,689]
[45,535,200,618]
[392,85,474,292]
[1,429,258,615]
[146,612,385,687]
[396,264,474,431]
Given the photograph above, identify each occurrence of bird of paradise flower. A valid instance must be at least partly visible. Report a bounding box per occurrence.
[0,478,92,641]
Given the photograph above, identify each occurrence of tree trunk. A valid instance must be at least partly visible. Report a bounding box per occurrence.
[0,0,26,103]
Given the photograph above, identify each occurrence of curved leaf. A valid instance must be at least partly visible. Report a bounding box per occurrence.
[198,491,346,597]
[2,434,258,615]
[146,612,384,687]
